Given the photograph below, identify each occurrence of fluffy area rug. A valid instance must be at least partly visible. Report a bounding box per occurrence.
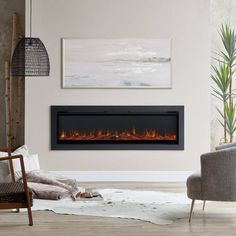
[31,189,193,225]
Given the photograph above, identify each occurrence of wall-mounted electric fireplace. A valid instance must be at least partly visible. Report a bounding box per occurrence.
[51,106,184,150]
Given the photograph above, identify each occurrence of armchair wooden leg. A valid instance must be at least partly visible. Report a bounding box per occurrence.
[189,199,195,223]
[27,206,33,226]
[202,200,206,211]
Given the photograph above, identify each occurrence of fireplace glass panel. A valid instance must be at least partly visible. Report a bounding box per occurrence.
[57,113,178,144]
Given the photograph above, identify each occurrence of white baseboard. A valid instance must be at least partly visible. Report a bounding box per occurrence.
[53,171,194,182]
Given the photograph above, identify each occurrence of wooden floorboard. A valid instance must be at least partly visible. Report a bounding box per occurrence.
[0,182,236,236]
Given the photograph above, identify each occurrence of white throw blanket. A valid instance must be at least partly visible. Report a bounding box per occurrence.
[25,170,85,200]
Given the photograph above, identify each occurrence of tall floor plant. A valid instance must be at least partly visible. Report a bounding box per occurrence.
[212,24,236,143]
[211,63,230,142]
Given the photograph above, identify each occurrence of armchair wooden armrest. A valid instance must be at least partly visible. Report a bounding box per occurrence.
[0,155,24,162]
[0,147,11,152]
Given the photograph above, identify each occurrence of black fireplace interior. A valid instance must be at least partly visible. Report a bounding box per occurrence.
[51,106,184,150]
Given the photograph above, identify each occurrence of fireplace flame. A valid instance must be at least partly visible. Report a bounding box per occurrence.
[59,128,176,141]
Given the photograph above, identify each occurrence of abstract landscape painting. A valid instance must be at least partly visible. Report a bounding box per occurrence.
[62,38,171,88]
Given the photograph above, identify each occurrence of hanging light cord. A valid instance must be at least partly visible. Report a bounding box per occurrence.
[30,0,32,38]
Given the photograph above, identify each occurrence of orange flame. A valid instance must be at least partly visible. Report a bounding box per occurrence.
[59,129,176,141]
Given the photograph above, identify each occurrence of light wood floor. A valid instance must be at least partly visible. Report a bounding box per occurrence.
[1,182,236,236]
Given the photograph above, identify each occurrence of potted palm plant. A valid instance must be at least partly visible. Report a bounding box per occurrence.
[212,24,236,143]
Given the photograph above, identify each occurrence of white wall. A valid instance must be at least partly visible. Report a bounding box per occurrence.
[25,0,210,171]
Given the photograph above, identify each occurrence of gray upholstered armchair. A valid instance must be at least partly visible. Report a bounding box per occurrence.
[187,143,236,222]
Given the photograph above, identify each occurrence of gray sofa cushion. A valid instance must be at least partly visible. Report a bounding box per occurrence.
[187,172,202,200]
[187,172,201,191]
[200,148,236,201]
[187,147,236,202]
[215,142,236,151]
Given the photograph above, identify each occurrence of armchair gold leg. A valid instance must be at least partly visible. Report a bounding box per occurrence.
[189,199,195,223]
[202,200,206,211]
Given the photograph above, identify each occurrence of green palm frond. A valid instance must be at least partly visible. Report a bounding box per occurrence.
[211,63,230,102]
[216,106,225,129]
[225,103,236,139]
[220,24,236,65]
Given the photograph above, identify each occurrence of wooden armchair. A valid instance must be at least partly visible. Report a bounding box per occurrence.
[0,148,33,226]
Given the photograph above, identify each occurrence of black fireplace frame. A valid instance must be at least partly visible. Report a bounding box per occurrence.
[51,106,184,150]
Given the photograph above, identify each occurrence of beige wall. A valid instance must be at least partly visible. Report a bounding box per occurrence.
[25,0,210,171]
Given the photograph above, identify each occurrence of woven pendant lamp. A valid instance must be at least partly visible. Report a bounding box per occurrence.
[11,0,50,76]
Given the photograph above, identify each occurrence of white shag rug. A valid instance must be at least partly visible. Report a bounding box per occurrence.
[31,189,193,225]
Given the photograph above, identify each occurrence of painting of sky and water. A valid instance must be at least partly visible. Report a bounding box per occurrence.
[62,38,171,88]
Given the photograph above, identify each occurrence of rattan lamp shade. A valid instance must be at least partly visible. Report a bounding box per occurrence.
[11,37,50,76]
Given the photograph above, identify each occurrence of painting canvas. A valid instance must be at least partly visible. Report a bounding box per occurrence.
[62,38,172,88]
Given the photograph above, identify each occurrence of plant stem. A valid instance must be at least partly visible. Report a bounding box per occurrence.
[229,62,233,107]
[229,61,233,143]
[224,103,227,143]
